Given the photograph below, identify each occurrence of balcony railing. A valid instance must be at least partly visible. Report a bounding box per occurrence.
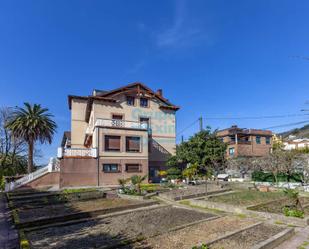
[95,118,148,130]
[228,140,252,145]
[58,147,97,158]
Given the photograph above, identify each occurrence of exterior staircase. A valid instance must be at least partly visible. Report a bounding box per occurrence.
[5,158,60,192]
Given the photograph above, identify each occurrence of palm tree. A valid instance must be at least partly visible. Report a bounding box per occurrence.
[6,103,57,173]
[130,175,147,195]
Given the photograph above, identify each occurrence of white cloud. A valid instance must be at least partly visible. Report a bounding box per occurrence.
[154,0,205,49]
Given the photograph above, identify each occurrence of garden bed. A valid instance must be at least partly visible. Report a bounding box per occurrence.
[9,189,107,208]
[143,216,258,249]
[16,199,158,228]
[160,183,229,201]
[248,197,309,215]
[26,206,216,249]
[207,190,286,206]
[209,223,285,249]
[17,198,144,223]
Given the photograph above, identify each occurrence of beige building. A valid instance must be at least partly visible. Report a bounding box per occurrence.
[58,82,179,186]
[217,125,272,158]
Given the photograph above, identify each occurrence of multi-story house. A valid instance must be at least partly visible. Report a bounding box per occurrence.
[58,82,179,187]
[217,125,272,158]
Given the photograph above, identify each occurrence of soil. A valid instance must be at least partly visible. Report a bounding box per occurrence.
[210,223,284,249]
[143,216,257,249]
[248,197,309,215]
[27,206,215,249]
[208,190,286,206]
[18,198,142,222]
[160,183,225,200]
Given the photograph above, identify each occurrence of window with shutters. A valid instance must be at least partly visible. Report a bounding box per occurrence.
[125,164,140,173]
[126,136,141,152]
[104,135,121,151]
[103,164,120,173]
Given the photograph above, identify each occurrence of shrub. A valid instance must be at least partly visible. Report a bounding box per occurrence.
[166,167,182,180]
[192,244,209,249]
[0,175,5,191]
[19,230,30,249]
[282,207,304,218]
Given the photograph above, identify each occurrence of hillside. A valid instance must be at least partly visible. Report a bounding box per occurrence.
[279,124,309,139]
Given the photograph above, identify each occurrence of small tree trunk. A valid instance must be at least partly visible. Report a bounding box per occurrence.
[27,140,34,174]
[205,176,208,195]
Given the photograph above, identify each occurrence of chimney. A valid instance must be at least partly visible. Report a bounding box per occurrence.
[156,89,163,97]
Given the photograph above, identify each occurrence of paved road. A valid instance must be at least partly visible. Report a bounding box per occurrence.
[0,193,18,249]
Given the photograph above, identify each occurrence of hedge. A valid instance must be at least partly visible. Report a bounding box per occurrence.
[252,171,303,183]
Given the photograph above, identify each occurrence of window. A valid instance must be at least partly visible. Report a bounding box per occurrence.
[140,98,148,107]
[229,147,235,155]
[266,137,271,145]
[111,114,124,127]
[126,136,141,152]
[103,164,119,173]
[126,96,135,106]
[125,164,140,173]
[140,117,150,130]
[104,135,121,151]
[256,136,261,144]
[112,114,123,120]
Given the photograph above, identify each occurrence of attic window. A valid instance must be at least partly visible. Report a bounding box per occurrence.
[126,96,135,106]
[140,98,148,108]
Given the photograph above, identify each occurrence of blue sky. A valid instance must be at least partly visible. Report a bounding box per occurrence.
[0,0,309,164]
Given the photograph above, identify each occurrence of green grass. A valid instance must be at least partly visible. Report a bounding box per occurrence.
[61,188,97,194]
[209,190,285,206]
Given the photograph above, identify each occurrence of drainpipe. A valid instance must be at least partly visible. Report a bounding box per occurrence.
[96,127,100,186]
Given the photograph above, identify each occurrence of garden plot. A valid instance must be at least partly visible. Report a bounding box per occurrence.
[9,188,106,208]
[209,223,285,249]
[26,205,216,249]
[142,216,258,249]
[248,197,309,215]
[206,190,286,206]
[160,183,229,201]
[17,198,145,223]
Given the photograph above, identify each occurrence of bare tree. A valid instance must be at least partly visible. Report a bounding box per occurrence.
[0,107,27,175]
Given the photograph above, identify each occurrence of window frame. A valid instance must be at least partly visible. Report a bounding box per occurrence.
[104,135,121,152]
[256,136,261,144]
[229,147,235,156]
[126,96,135,106]
[125,164,141,173]
[266,137,271,145]
[102,164,120,173]
[140,97,149,108]
[125,136,141,153]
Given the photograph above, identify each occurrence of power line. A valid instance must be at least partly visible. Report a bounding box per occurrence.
[204,113,309,120]
[262,120,309,130]
[176,118,199,137]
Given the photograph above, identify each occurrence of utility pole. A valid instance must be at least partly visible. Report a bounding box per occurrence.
[199,116,203,132]
[181,135,184,143]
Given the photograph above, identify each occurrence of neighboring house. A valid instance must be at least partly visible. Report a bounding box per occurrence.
[217,125,272,158]
[57,82,179,187]
[283,137,309,150]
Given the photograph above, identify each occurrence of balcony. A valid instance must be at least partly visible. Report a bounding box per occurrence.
[228,140,252,145]
[58,147,97,158]
[95,118,148,130]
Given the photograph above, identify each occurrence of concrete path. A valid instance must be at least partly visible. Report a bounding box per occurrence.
[0,193,18,249]
[274,226,309,249]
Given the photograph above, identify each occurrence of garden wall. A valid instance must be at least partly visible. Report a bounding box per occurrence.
[22,172,60,189]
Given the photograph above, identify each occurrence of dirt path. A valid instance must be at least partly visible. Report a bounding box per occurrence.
[0,193,18,249]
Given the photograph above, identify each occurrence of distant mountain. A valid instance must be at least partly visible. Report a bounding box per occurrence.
[279,124,309,139]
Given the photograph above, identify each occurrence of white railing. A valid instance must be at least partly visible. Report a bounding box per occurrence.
[63,147,97,158]
[95,118,148,130]
[5,158,58,192]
